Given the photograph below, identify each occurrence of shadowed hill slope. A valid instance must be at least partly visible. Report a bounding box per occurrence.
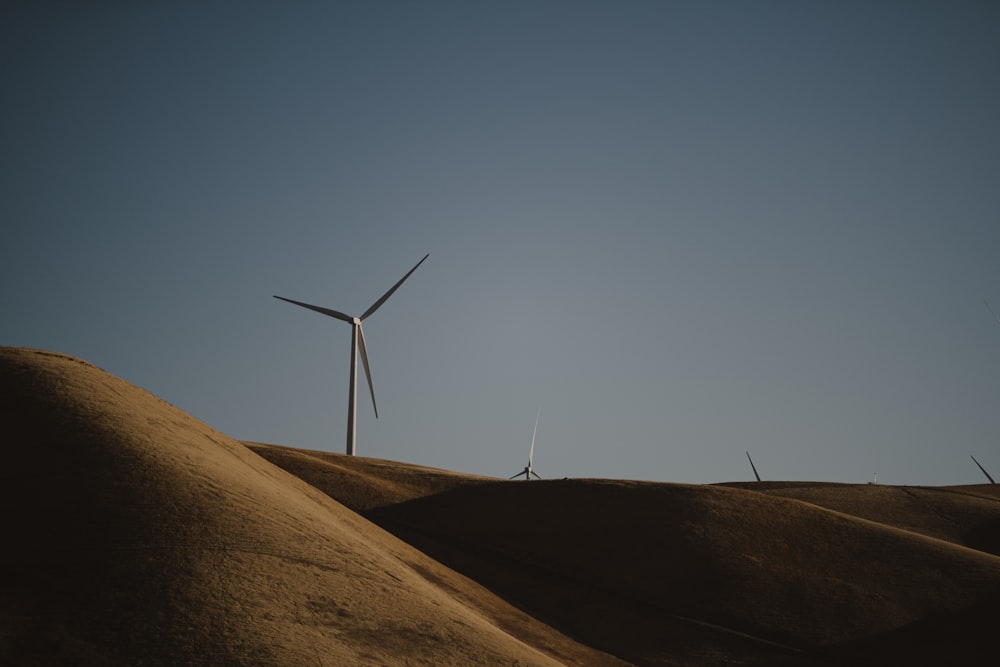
[365,480,1000,666]
[257,445,1000,666]
[0,348,623,666]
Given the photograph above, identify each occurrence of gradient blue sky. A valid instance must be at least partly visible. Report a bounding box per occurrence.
[4,1,999,485]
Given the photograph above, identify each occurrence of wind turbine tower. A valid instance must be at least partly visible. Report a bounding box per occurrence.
[274,254,428,456]
[510,409,543,480]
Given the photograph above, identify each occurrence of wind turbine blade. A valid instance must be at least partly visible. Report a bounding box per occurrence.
[509,471,524,480]
[971,455,996,484]
[986,300,1000,328]
[528,408,540,466]
[357,324,378,418]
[746,450,761,482]
[360,253,429,321]
[274,296,354,323]
[531,471,543,480]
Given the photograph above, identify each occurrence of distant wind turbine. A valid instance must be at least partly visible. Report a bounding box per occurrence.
[745,451,761,482]
[510,409,543,480]
[987,300,1000,328]
[274,253,429,456]
[971,455,996,484]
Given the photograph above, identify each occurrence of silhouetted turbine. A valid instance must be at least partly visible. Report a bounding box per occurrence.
[746,450,761,482]
[986,300,1000,328]
[510,409,543,480]
[971,455,996,484]
[275,254,428,456]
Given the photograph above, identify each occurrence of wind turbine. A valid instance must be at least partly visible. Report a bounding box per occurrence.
[971,455,996,484]
[274,253,428,456]
[986,300,1000,328]
[745,451,761,482]
[510,409,543,480]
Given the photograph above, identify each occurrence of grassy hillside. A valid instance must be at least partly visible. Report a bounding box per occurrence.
[0,347,619,666]
[3,346,999,666]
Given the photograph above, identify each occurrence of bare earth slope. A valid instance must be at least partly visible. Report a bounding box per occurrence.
[0,348,622,666]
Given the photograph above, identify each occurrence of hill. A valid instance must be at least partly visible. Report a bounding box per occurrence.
[3,346,999,665]
[245,441,493,512]
[0,347,619,666]
[257,449,1000,665]
[720,480,1000,557]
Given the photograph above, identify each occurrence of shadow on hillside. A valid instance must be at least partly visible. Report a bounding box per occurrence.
[362,479,1000,667]
[964,517,1000,557]
[365,481,841,667]
[834,591,1000,667]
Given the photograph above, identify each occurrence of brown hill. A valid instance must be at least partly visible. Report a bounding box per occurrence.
[720,480,1000,557]
[251,456,1000,665]
[0,347,621,666]
[3,346,999,666]
[245,441,493,512]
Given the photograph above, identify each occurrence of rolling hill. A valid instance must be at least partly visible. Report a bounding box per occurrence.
[3,346,999,665]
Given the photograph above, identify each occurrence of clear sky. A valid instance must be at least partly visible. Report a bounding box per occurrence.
[3,1,999,486]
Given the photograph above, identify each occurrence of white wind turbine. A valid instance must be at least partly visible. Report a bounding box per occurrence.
[510,409,543,480]
[274,253,428,456]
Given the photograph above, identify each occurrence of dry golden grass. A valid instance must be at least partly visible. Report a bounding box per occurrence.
[0,348,621,666]
[3,346,999,666]
[721,480,1000,556]
[244,442,494,512]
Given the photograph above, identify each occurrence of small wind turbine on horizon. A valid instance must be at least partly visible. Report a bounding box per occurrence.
[274,254,429,456]
[510,409,543,480]
[970,455,996,484]
[745,451,761,482]
[985,299,1000,328]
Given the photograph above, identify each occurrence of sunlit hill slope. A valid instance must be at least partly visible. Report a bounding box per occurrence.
[3,347,999,666]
